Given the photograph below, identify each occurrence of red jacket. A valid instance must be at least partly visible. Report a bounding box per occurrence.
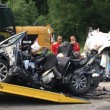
[72,43,80,52]
[51,42,62,55]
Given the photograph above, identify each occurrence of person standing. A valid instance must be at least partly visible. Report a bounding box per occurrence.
[70,36,80,52]
[51,36,63,55]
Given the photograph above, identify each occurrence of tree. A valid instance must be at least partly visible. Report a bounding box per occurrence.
[47,0,110,41]
[37,15,49,26]
[47,0,80,40]
[6,0,38,25]
[0,0,8,3]
[34,0,49,15]
[2,0,110,41]
[93,0,110,32]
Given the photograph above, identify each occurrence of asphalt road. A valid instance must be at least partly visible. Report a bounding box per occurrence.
[0,82,110,110]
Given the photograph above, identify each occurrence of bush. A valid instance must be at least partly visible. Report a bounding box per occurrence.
[6,0,38,25]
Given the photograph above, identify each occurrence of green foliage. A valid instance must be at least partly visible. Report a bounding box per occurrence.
[6,0,38,25]
[25,0,49,15]
[47,0,110,41]
[37,15,49,26]
[47,0,77,40]
[47,0,86,41]
[1,0,110,42]
[0,0,8,3]
[34,0,48,15]
[93,0,110,32]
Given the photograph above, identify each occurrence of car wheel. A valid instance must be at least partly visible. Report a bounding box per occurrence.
[0,59,11,82]
[69,74,91,95]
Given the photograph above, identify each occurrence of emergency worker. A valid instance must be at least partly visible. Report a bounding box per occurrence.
[51,36,63,55]
[70,36,80,52]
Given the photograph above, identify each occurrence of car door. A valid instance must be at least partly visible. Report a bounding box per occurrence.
[0,32,26,66]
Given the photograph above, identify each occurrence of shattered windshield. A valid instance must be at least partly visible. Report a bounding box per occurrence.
[0,32,25,46]
[6,35,21,44]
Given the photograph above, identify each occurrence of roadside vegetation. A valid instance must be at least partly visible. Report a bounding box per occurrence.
[0,0,110,42]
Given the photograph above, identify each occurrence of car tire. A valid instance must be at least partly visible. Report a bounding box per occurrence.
[69,74,91,95]
[0,59,11,82]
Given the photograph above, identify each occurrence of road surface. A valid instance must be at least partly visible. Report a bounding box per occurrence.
[0,82,110,110]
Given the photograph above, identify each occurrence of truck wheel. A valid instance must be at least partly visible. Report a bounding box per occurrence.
[69,74,91,95]
[0,59,11,82]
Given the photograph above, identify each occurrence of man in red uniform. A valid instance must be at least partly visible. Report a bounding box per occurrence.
[51,36,62,55]
[70,36,80,52]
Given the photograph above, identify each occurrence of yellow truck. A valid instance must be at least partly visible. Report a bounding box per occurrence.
[0,4,54,48]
